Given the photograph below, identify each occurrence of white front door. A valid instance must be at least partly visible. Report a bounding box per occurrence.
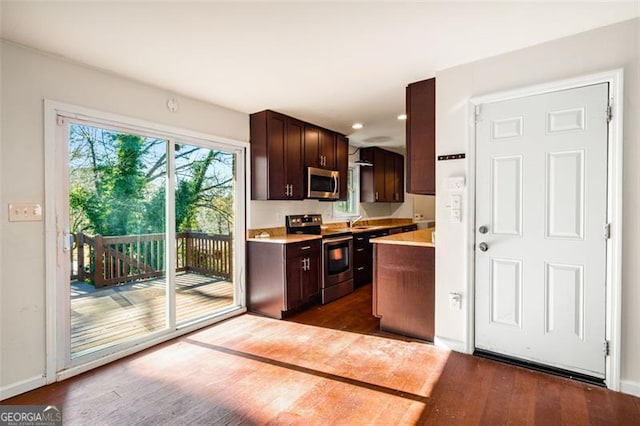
[474,83,609,378]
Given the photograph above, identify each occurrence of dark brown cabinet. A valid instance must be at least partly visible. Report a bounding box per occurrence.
[247,239,321,319]
[250,110,304,200]
[359,147,404,203]
[304,125,336,170]
[336,135,349,201]
[406,78,436,195]
[353,225,416,287]
[373,243,435,341]
[250,110,348,200]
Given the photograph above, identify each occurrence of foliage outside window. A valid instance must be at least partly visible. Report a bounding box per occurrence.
[68,123,234,237]
[334,166,359,217]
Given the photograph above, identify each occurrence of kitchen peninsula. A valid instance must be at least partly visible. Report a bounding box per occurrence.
[371,229,435,341]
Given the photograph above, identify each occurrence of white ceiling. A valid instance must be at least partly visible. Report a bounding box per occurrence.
[2,1,638,147]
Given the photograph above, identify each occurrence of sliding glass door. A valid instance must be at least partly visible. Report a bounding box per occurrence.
[58,115,244,369]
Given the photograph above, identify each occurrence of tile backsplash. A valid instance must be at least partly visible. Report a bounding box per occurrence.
[248,198,413,229]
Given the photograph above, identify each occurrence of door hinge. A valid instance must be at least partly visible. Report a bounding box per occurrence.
[606,102,613,123]
[604,223,611,239]
[475,105,482,123]
[604,340,610,356]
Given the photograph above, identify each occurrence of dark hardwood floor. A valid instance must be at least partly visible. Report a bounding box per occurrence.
[3,284,639,425]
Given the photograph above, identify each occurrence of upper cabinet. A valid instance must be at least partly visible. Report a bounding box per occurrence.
[336,136,349,201]
[250,110,348,201]
[304,126,336,170]
[359,147,404,203]
[406,78,436,195]
[250,110,305,200]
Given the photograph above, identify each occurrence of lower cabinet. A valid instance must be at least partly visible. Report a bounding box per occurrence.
[353,225,417,287]
[247,239,321,319]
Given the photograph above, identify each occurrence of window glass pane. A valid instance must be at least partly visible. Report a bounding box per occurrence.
[334,166,358,216]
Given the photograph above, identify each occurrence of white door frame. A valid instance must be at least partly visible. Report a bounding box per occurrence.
[43,100,249,383]
[466,69,624,390]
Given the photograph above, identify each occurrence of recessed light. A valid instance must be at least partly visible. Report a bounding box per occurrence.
[352,123,363,130]
[397,114,407,120]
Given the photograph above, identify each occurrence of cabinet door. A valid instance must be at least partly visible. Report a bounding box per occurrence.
[383,151,395,202]
[304,125,321,169]
[393,152,405,202]
[406,78,436,195]
[265,112,288,200]
[320,130,336,170]
[285,255,304,310]
[373,148,387,201]
[336,136,349,200]
[302,253,320,300]
[286,119,305,199]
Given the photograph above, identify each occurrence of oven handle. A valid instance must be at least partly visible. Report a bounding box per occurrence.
[323,235,353,245]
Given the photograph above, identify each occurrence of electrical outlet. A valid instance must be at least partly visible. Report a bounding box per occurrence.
[8,203,43,222]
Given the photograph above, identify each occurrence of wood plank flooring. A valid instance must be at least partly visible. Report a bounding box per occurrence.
[71,272,233,355]
[5,284,639,425]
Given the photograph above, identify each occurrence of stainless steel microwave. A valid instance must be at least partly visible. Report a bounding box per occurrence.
[307,167,340,200]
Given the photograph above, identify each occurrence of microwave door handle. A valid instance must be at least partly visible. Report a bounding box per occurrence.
[332,175,339,195]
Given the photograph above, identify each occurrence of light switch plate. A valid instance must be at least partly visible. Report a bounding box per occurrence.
[449,208,461,223]
[446,176,465,191]
[450,195,461,209]
[9,203,43,222]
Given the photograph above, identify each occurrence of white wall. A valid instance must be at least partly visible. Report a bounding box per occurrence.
[434,18,640,391]
[0,41,248,395]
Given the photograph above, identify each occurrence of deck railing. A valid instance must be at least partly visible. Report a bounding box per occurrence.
[71,231,232,288]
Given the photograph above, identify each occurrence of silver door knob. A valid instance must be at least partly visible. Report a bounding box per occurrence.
[479,225,488,234]
[478,242,489,252]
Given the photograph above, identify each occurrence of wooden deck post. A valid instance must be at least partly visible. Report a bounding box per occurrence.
[185,231,193,273]
[94,234,104,288]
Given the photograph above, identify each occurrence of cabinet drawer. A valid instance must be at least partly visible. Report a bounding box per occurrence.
[354,249,371,265]
[286,240,321,258]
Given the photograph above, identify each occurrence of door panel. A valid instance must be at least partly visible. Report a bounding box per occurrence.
[475,83,608,378]
[491,156,523,236]
[546,150,584,239]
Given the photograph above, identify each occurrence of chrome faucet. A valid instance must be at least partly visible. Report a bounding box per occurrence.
[349,215,363,228]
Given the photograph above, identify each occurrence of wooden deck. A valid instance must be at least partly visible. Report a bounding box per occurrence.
[71,272,234,356]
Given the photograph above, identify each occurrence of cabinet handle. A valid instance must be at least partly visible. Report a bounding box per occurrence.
[290,184,294,197]
[302,257,311,271]
[375,191,379,201]
[300,245,312,250]
[356,248,364,252]
[357,267,365,271]
[356,237,364,241]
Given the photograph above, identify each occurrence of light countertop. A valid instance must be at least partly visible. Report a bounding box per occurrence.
[370,229,435,248]
[247,234,321,244]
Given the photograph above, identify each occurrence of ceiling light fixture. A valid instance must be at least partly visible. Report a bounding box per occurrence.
[397,114,407,120]
[352,122,363,130]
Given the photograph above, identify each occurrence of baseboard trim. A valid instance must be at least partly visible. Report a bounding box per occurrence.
[0,375,46,401]
[620,380,640,397]
[434,336,468,353]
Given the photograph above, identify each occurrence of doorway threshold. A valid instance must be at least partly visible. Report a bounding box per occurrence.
[474,349,605,387]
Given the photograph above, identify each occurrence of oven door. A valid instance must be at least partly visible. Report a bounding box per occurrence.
[322,235,353,288]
